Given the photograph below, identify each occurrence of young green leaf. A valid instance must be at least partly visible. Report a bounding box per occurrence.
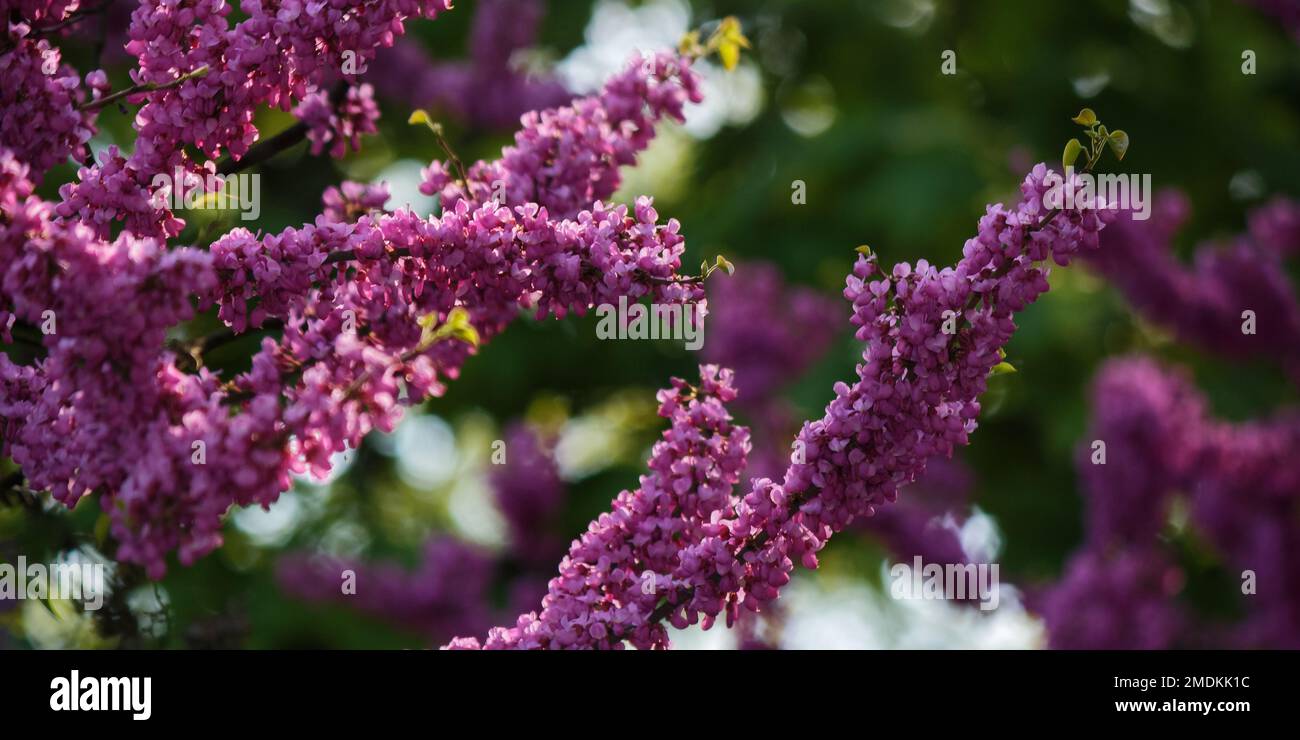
[416,308,479,351]
[408,108,443,136]
[1062,138,1084,171]
[989,360,1018,376]
[1106,130,1129,161]
[1072,108,1097,126]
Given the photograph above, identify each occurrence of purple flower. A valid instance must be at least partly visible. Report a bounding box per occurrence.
[491,423,565,565]
[453,164,1116,648]
[1089,193,1300,385]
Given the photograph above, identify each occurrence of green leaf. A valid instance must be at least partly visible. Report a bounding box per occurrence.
[1071,108,1097,126]
[439,307,479,348]
[408,108,443,135]
[855,244,873,256]
[1106,129,1130,161]
[416,308,479,351]
[714,255,735,275]
[1062,138,1084,171]
[989,361,1018,376]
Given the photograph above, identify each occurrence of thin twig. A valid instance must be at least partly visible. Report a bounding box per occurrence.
[80,64,210,112]
[217,122,308,175]
[216,80,349,175]
[32,1,115,36]
[431,125,469,190]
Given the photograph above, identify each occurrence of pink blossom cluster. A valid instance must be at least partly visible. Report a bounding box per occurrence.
[0,148,236,572]
[0,33,98,181]
[366,0,570,129]
[295,83,381,159]
[122,0,449,171]
[1088,193,1300,384]
[52,0,450,239]
[703,260,976,574]
[321,180,392,224]
[2,35,712,577]
[450,164,1114,649]
[420,51,704,220]
[75,189,695,572]
[1039,356,1300,649]
[446,365,751,649]
[491,423,566,566]
[208,193,701,482]
[703,261,841,403]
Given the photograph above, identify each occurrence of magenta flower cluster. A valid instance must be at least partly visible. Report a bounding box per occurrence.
[491,423,567,566]
[0,32,98,181]
[703,261,976,577]
[446,365,752,649]
[1088,193,1300,384]
[295,83,381,159]
[45,0,449,242]
[1,0,712,579]
[0,168,700,577]
[420,50,704,220]
[450,164,1115,648]
[366,0,570,129]
[1040,356,1300,649]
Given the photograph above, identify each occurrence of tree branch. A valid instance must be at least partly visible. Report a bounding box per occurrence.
[80,64,210,112]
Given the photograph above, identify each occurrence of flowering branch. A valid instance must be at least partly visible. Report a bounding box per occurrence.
[451,148,1120,649]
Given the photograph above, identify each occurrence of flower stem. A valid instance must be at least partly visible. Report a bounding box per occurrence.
[80,64,211,112]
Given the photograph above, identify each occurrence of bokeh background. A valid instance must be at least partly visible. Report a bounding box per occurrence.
[4,0,1299,649]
